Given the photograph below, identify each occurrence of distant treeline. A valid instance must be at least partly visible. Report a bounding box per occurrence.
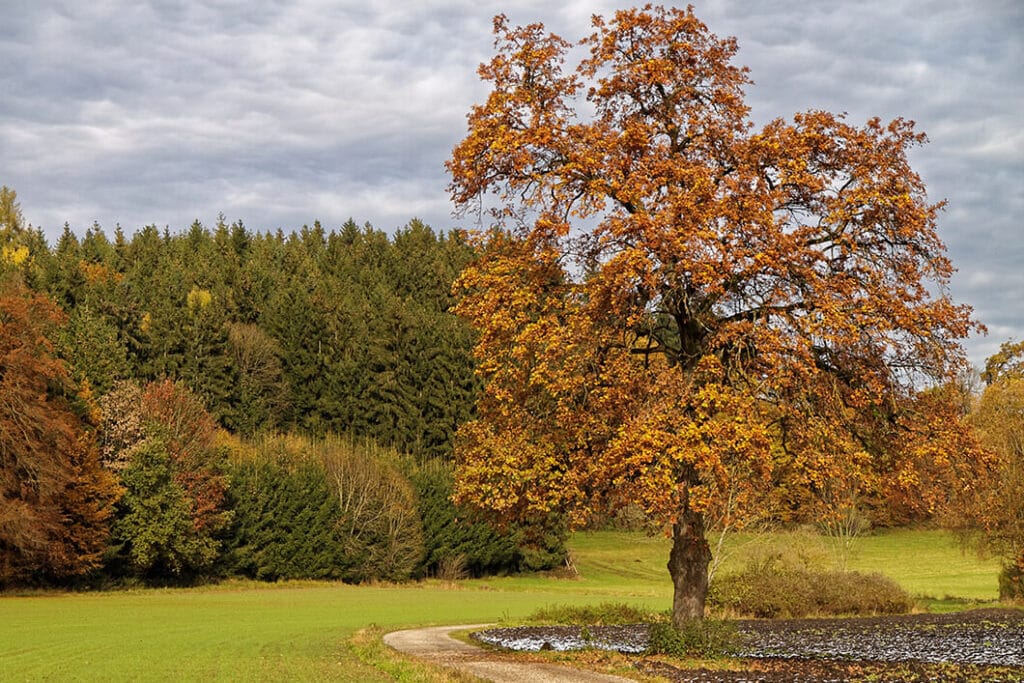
[37,217,477,453]
[0,206,566,587]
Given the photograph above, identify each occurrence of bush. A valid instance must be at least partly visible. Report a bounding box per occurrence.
[646,620,742,658]
[709,566,913,618]
[999,556,1024,602]
[811,570,915,615]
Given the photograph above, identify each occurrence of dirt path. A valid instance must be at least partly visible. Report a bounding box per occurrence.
[383,624,637,682]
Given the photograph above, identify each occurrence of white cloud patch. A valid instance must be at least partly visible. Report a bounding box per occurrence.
[1,0,1021,367]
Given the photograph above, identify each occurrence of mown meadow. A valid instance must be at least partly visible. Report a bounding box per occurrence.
[1,528,1003,681]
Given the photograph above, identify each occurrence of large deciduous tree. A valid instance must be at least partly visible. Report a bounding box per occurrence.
[0,279,120,585]
[447,6,979,625]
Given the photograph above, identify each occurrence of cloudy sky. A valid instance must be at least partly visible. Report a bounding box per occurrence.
[2,1,1020,367]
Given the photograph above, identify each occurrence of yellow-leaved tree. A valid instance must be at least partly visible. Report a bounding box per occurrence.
[447,6,981,625]
[970,341,1024,599]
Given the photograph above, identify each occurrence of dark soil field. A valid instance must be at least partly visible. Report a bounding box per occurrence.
[473,608,1024,682]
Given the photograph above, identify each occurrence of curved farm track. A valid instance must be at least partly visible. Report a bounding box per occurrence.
[383,624,636,682]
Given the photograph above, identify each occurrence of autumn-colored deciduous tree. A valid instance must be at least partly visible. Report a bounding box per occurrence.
[0,279,120,585]
[968,341,1024,599]
[448,6,979,625]
[141,379,231,537]
[981,340,1024,386]
[101,379,230,579]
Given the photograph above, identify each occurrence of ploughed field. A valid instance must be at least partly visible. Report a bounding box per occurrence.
[473,608,1024,682]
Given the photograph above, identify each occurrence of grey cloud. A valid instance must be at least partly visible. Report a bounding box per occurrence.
[2,0,1019,367]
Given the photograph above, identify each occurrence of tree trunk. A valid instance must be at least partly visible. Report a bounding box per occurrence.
[667,505,711,628]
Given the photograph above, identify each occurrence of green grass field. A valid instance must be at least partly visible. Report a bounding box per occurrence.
[478,528,1002,605]
[0,529,1004,681]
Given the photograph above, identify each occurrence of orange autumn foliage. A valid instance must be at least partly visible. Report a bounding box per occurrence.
[0,279,120,585]
[448,6,981,624]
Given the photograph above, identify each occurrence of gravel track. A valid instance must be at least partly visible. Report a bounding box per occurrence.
[383,624,637,682]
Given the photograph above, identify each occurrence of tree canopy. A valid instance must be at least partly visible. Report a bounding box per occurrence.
[0,199,541,587]
[448,5,980,625]
[0,279,119,585]
[968,341,1024,599]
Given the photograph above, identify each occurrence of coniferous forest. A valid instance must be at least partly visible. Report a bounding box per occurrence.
[0,189,565,588]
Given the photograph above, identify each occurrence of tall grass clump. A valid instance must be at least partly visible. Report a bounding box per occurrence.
[646,620,742,658]
[525,602,659,625]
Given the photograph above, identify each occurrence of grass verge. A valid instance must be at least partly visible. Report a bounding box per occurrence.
[345,626,475,682]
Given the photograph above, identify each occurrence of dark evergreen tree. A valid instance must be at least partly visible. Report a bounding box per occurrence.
[409,461,521,577]
[224,453,348,580]
[45,225,84,309]
[55,305,131,395]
